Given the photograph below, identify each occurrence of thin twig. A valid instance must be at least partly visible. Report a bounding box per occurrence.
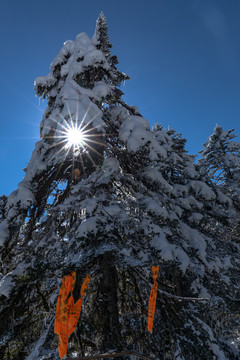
[68,350,156,360]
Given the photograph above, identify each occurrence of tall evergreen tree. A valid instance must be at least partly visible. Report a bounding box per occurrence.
[199,125,240,206]
[0,15,239,360]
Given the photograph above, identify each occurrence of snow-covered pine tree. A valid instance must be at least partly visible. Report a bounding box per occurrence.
[199,125,240,207]
[0,15,240,360]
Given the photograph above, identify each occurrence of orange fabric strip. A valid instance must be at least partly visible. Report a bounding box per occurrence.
[54,272,90,359]
[68,274,91,336]
[148,266,159,333]
[54,272,76,358]
[54,272,75,335]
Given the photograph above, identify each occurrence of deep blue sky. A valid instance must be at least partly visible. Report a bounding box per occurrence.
[1,0,240,196]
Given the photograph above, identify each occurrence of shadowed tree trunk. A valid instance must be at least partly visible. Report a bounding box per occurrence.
[98,255,121,351]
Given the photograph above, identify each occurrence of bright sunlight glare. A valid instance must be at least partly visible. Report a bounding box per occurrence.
[66,127,85,148]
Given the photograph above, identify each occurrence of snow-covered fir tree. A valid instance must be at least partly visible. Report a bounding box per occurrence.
[199,125,240,207]
[0,14,240,360]
[198,124,240,260]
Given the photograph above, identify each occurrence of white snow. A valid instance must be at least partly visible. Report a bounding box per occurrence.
[183,162,198,179]
[92,81,113,100]
[143,168,173,194]
[188,181,216,201]
[0,272,14,298]
[196,318,226,360]
[173,184,188,198]
[188,212,204,224]
[180,222,207,263]
[150,233,173,260]
[0,262,26,298]
[77,217,98,237]
[85,198,98,215]
[119,115,152,152]
[150,232,190,273]
[144,198,169,218]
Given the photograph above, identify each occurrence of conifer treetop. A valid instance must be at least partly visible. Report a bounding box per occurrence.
[199,125,240,183]
[92,11,112,54]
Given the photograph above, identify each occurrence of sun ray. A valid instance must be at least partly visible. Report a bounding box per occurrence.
[48,142,70,158]
[48,139,69,150]
[78,104,91,130]
[78,125,103,136]
[85,151,97,169]
[53,151,70,182]
[84,139,107,151]
[50,148,72,180]
[78,149,87,180]
[84,137,106,146]
[42,100,109,184]
[84,142,105,158]
[59,113,72,130]
[79,111,102,133]
[76,98,79,124]
[47,114,69,131]
[66,102,75,131]
[57,119,71,133]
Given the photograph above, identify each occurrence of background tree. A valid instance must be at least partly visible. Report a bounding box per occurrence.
[199,125,240,206]
[0,15,239,360]
[198,124,240,274]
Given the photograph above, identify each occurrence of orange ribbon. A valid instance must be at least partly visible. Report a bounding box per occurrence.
[148,266,159,333]
[54,272,91,359]
[68,275,91,336]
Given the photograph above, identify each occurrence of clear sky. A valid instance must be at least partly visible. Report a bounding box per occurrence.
[1,0,240,196]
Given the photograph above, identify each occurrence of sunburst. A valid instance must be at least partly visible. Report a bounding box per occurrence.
[48,103,100,152]
[42,101,108,182]
[65,126,85,149]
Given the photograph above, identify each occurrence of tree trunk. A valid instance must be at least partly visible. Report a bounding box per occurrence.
[98,254,121,351]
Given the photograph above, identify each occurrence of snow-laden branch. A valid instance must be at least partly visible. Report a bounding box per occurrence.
[134,269,209,302]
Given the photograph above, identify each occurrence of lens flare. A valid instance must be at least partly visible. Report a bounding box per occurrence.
[43,101,106,183]
[66,127,85,148]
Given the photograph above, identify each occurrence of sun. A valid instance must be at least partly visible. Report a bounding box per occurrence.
[46,102,105,180]
[66,126,85,149]
[42,103,107,183]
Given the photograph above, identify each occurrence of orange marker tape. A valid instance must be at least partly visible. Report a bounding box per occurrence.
[54,272,90,358]
[148,266,159,333]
